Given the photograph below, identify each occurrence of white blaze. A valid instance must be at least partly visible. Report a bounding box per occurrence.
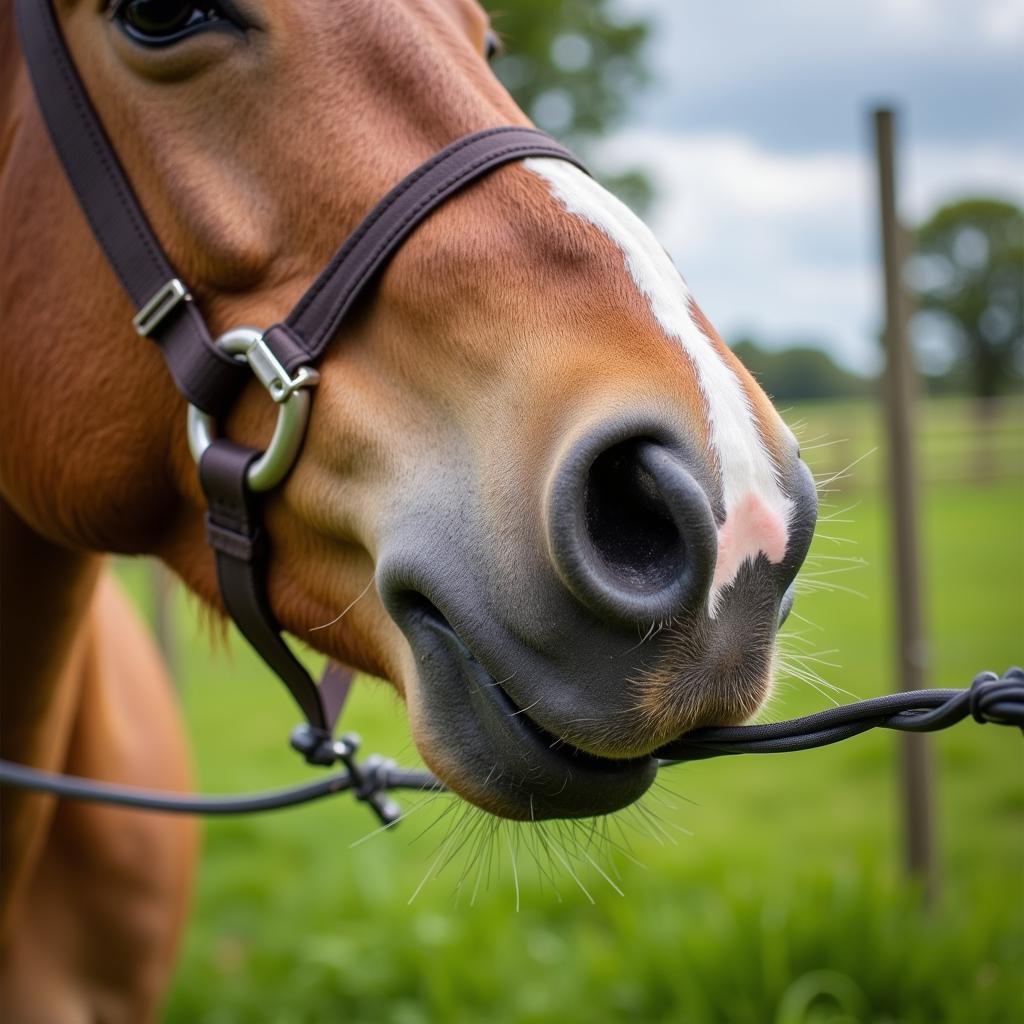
[525,157,793,613]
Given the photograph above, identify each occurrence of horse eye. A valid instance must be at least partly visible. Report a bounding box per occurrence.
[110,0,234,46]
[484,30,502,62]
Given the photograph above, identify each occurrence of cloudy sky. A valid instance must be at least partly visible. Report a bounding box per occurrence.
[599,0,1024,372]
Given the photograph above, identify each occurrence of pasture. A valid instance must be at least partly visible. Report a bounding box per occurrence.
[118,396,1022,1024]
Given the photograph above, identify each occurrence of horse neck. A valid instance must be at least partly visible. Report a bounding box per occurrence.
[0,16,102,770]
[0,500,103,769]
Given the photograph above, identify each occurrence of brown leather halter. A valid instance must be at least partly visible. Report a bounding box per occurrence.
[13,0,587,776]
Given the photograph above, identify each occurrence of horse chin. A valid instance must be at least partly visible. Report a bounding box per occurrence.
[402,605,658,821]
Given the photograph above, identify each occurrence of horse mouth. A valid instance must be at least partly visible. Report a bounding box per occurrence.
[400,598,657,820]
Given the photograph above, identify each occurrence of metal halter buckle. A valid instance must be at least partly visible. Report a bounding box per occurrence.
[133,278,191,337]
[186,328,320,492]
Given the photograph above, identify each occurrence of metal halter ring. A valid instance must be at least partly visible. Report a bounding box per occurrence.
[186,328,320,492]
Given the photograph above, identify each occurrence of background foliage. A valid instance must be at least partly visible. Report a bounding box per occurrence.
[910,198,1024,401]
[482,0,654,211]
[730,340,871,402]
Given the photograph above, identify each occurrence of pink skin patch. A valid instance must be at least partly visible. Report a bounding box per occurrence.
[711,492,789,603]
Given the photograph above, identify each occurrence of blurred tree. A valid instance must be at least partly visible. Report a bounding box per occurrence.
[910,198,1024,405]
[482,0,653,212]
[730,338,871,402]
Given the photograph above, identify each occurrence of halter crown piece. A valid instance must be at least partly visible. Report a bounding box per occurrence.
[3,0,1020,824]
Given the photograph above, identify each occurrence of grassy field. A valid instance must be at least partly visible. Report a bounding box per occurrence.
[117,397,1023,1024]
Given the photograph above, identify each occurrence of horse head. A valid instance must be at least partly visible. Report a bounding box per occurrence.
[0,0,816,822]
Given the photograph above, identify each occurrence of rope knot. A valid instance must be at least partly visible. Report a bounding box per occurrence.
[969,667,1024,726]
[290,727,404,825]
[346,746,402,826]
[968,671,1000,723]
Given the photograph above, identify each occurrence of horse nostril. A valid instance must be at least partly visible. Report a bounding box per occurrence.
[546,436,718,627]
[586,442,684,589]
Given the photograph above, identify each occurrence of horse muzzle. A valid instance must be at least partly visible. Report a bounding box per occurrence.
[377,415,818,819]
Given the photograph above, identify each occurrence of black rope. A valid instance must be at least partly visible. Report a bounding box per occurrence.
[0,732,446,826]
[1,669,1019,823]
[0,761,358,815]
[656,667,1024,763]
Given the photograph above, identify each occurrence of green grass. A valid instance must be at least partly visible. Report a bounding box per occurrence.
[118,397,1023,1023]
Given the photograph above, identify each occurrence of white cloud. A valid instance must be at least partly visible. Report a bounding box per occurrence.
[980,0,1024,45]
[614,0,1024,153]
[903,145,1024,218]
[624,0,1024,64]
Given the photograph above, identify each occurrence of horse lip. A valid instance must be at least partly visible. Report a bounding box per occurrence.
[778,582,796,628]
[406,604,657,819]
[430,620,593,758]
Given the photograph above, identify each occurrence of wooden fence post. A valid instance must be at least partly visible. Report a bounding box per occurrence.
[873,107,937,903]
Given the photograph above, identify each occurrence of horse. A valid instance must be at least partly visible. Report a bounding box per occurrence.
[0,0,817,1019]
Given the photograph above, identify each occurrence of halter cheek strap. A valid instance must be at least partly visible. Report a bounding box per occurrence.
[14,0,243,414]
[14,0,588,754]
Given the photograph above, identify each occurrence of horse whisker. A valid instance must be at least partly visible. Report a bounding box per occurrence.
[308,576,375,632]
